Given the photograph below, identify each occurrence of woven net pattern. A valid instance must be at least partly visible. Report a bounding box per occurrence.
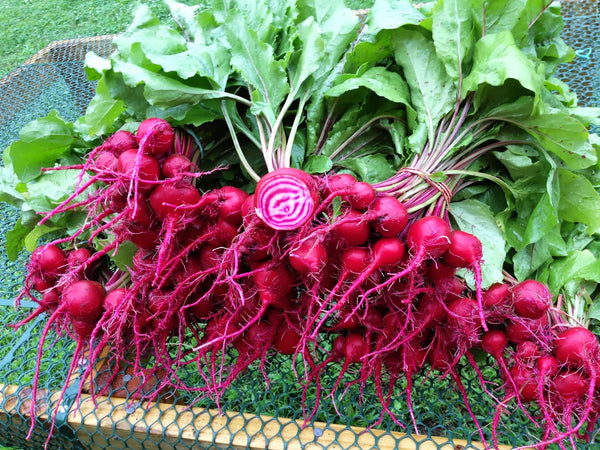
[0,2,598,449]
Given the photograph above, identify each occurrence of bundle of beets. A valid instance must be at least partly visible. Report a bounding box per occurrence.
[13,118,600,448]
[4,0,600,448]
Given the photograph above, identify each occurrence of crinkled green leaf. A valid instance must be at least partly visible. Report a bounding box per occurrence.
[225,13,289,125]
[515,110,595,169]
[548,250,600,293]
[512,226,566,280]
[469,0,527,38]
[318,103,363,157]
[25,169,90,214]
[523,192,558,246]
[0,167,24,207]
[335,153,397,184]
[493,144,544,180]
[221,0,274,42]
[589,304,600,323]
[5,219,29,261]
[344,31,393,74]
[570,107,600,128]
[297,0,360,88]
[164,0,203,39]
[462,30,544,97]
[111,240,138,271]
[116,14,187,60]
[112,59,236,107]
[84,52,111,81]
[431,0,475,80]
[291,129,307,169]
[7,111,75,182]
[326,67,413,108]
[85,78,126,136]
[522,3,574,73]
[488,98,596,169]
[23,224,62,253]
[557,168,600,233]
[303,154,333,174]
[543,77,578,108]
[365,0,424,36]
[299,0,361,153]
[287,18,325,95]
[392,28,456,152]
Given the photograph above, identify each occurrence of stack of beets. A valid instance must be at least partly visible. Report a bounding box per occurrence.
[14,118,600,448]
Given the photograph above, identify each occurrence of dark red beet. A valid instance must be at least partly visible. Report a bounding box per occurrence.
[509,365,538,402]
[405,216,451,259]
[161,154,193,178]
[482,283,510,308]
[481,330,508,359]
[341,247,370,273]
[348,182,376,210]
[554,327,599,366]
[35,244,67,276]
[511,279,551,320]
[63,280,106,322]
[103,288,127,312]
[370,196,408,237]
[216,186,250,226]
[103,130,137,155]
[344,333,368,364]
[553,371,588,401]
[273,327,301,355]
[148,182,202,220]
[117,149,161,189]
[443,230,482,268]
[71,318,97,339]
[323,173,357,196]
[334,209,371,246]
[94,151,119,172]
[136,118,175,155]
[288,237,328,275]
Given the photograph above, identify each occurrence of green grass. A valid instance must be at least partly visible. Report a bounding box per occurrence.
[0,0,194,79]
[0,0,374,79]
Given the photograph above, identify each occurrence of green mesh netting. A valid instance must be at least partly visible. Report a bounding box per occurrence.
[0,2,598,449]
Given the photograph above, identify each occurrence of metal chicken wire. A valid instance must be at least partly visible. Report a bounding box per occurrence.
[0,1,598,449]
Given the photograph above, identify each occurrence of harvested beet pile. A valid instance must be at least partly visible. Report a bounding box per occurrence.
[3,0,600,448]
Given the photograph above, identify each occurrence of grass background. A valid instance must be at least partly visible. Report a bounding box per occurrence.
[0,0,189,78]
[0,0,373,79]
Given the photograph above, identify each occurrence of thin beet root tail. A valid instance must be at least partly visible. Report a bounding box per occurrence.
[464,353,502,404]
[497,357,539,426]
[492,394,514,449]
[154,217,179,279]
[471,262,488,332]
[524,361,598,450]
[8,305,48,330]
[194,306,266,355]
[536,375,559,441]
[305,271,349,340]
[405,371,419,434]
[449,370,489,448]
[310,259,389,338]
[37,177,99,226]
[366,307,419,357]
[362,247,426,301]
[300,349,330,427]
[44,339,85,448]
[27,304,68,440]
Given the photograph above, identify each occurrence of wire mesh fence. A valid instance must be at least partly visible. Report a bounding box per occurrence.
[0,1,598,449]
